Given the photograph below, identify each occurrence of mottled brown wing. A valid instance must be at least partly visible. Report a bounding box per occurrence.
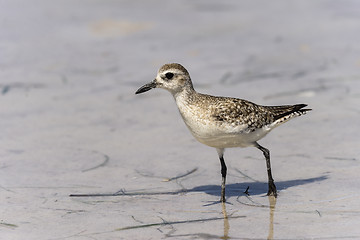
[211,97,275,130]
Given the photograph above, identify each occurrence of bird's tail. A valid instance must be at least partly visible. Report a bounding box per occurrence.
[266,104,311,127]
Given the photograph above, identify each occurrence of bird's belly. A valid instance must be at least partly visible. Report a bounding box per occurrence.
[183,118,270,148]
[196,134,253,148]
[194,130,268,148]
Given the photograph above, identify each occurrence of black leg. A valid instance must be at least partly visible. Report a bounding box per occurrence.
[255,143,277,197]
[217,149,227,202]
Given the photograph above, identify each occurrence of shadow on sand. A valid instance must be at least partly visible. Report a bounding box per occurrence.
[189,176,327,198]
[70,176,327,199]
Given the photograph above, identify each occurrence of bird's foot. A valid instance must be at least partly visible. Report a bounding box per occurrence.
[267,181,277,198]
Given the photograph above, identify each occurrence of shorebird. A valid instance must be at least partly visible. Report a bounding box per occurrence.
[135,63,311,202]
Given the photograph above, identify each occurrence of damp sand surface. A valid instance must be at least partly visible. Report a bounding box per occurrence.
[1,1,360,239]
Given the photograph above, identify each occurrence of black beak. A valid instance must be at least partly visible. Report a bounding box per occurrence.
[135,80,157,94]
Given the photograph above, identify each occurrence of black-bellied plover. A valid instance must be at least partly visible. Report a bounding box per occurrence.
[135,63,311,202]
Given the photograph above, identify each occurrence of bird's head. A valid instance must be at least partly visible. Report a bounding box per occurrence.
[135,63,193,95]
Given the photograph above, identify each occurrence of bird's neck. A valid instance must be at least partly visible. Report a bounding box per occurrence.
[173,84,196,104]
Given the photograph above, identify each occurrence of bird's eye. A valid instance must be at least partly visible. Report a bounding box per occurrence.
[165,72,174,79]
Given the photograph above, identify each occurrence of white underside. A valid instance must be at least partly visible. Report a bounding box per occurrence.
[195,128,270,148]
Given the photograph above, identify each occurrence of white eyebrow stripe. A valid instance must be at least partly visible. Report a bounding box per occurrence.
[162,69,184,75]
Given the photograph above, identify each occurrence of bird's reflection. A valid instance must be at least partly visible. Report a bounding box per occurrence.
[222,195,277,239]
[221,202,230,240]
[267,196,277,240]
